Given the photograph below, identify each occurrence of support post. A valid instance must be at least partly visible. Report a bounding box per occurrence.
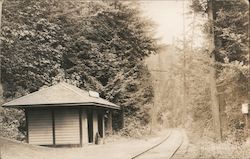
[25,109,29,143]
[51,109,56,147]
[102,112,105,143]
[81,110,88,145]
[79,108,82,147]
[107,110,113,134]
[245,114,249,138]
[121,106,124,129]
[150,102,155,134]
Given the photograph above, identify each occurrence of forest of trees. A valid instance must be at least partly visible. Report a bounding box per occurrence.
[0,0,248,143]
[158,0,249,141]
[0,0,160,139]
[143,0,249,142]
[189,0,249,141]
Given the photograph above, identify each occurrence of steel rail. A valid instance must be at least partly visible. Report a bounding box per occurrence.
[131,130,172,159]
[131,130,185,159]
[167,132,184,159]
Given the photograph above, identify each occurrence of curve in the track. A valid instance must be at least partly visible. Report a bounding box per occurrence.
[131,129,184,159]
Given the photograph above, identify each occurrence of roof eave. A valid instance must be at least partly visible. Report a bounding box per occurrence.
[2,102,121,110]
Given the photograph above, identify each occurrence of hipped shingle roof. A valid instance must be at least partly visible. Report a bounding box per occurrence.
[2,82,120,110]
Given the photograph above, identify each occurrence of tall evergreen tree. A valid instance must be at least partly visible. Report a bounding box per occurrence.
[190,0,249,140]
[0,0,160,139]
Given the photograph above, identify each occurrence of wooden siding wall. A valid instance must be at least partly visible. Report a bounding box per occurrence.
[27,108,106,146]
[81,110,88,145]
[28,109,53,145]
[54,109,80,145]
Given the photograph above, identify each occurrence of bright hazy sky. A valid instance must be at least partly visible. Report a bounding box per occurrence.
[140,1,188,45]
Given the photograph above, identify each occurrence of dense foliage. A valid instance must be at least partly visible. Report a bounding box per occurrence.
[0,0,159,139]
[189,0,249,140]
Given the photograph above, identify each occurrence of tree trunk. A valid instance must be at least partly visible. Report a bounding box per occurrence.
[182,0,188,126]
[0,0,3,28]
[207,0,222,142]
[0,0,4,104]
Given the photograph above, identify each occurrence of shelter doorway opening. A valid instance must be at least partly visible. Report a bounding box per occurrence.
[87,110,93,143]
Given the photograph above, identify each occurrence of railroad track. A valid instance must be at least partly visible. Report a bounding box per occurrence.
[167,131,184,159]
[131,129,185,159]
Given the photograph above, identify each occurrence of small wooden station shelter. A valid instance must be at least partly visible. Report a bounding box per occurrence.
[3,82,120,147]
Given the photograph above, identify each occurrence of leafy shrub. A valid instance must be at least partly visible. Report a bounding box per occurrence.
[0,107,25,141]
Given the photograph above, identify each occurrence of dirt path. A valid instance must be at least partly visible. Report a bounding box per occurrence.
[1,129,189,159]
